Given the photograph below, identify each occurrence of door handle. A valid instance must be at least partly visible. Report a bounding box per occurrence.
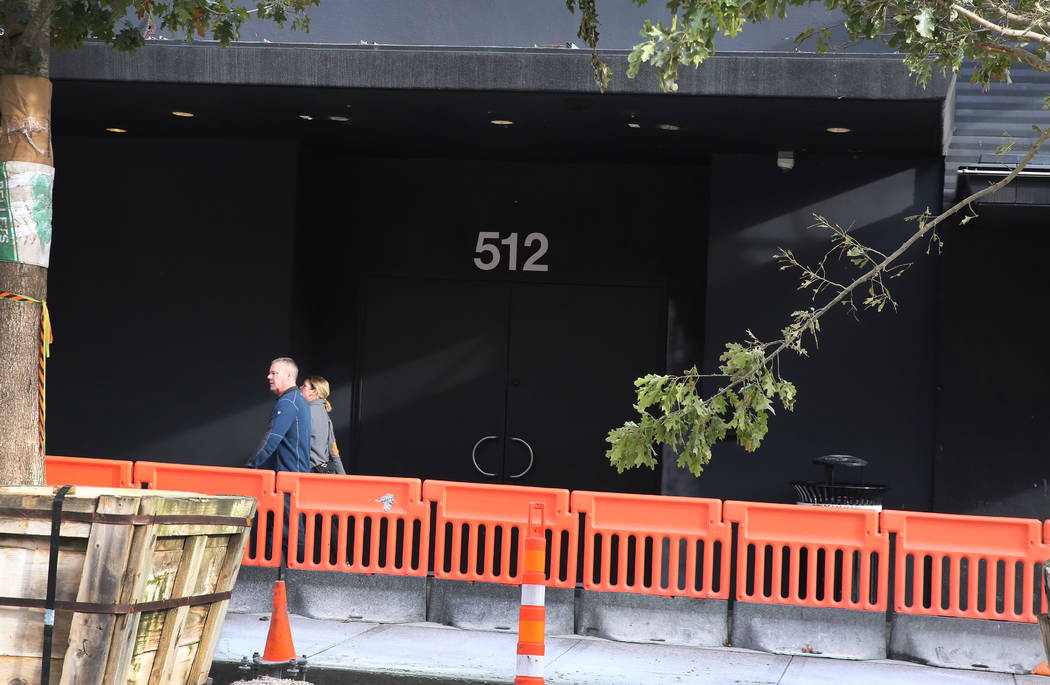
[508,437,534,479]
[471,435,499,476]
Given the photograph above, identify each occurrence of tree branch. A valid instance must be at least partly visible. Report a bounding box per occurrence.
[977,41,1050,71]
[992,2,1046,30]
[700,123,1050,412]
[952,3,1050,46]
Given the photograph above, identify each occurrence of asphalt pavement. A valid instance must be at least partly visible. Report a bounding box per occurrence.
[210,613,1050,685]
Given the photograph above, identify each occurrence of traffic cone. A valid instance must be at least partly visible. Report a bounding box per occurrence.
[514,502,546,685]
[260,580,296,663]
[1033,661,1050,676]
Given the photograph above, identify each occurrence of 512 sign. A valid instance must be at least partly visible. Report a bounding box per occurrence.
[473,231,549,272]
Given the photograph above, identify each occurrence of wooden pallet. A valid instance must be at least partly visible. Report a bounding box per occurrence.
[0,486,256,685]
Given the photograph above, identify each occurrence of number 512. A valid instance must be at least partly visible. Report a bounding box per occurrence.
[473,231,549,272]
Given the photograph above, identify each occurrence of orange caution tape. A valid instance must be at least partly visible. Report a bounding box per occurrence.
[0,292,51,455]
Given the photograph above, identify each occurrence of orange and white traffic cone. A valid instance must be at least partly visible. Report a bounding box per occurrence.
[515,501,546,685]
[1033,661,1050,676]
[260,580,297,663]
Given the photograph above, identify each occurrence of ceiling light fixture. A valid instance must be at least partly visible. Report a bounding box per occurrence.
[328,115,350,122]
[489,119,514,126]
[627,123,641,129]
[657,123,680,131]
[171,111,194,118]
[105,127,127,133]
[826,126,851,134]
[298,114,314,121]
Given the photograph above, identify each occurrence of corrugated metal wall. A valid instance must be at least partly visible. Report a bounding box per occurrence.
[945,63,1050,202]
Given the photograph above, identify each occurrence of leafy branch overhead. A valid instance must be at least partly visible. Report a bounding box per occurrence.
[568,0,1050,91]
[572,0,1050,477]
[55,0,318,51]
[1,0,319,75]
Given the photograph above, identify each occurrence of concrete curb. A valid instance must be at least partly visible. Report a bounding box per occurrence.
[889,614,1044,674]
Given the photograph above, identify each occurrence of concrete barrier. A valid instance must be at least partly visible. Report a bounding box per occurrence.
[889,613,1044,674]
[427,578,574,636]
[730,602,887,660]
[286,569,427,623]
[576,590,728,647]
[230,566,427,623]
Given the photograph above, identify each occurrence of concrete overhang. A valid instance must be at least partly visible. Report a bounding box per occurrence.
[50,42,955,161]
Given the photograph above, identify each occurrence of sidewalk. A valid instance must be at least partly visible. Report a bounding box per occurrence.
[211,613,1050,685]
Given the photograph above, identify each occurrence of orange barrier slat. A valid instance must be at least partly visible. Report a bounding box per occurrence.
[45,455,135,488]
[571,491,730,599]
[422,480,577,588]
[881,509,1050,622]
[134,461,281,568]
[277,471,430,576]
[723,501,888,611]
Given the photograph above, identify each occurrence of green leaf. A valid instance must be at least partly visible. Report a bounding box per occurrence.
[914,7,935,39]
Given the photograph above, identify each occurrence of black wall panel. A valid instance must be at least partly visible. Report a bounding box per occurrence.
[48,137,300,466]
[45,138,970,513]
[935,204,1050,517]
[673,152,943,512]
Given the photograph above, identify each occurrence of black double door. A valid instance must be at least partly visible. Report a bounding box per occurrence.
[356,277,665,493]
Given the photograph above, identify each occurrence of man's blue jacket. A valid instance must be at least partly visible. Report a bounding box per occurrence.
[247,386,311,472]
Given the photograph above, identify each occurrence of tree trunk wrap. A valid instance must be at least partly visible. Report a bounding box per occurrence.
[0,74,53,165]
[0,74,51,485]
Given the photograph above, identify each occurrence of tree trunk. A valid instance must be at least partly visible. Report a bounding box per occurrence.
[0,262,47,485]
[0,0,55,485]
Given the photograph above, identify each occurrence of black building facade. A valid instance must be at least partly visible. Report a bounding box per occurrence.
[43,3,1048,518]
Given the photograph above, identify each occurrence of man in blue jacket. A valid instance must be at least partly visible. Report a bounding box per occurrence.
[247,357,311,473]
[246,356,311,566]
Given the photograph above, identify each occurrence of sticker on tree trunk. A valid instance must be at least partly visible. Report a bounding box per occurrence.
[0,161,53,268]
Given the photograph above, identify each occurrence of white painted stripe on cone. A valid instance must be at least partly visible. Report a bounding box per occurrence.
[521,584,545,607]
[516,654,544,677]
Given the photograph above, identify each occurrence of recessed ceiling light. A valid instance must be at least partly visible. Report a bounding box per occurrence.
[657,123,680,131]
[171,111,194,118]
[489,119,514,126]
[105,127,127,133]
[328,115,350,122]
[627,123,641,129]
[298,114,314,121]
[826,127,851,134]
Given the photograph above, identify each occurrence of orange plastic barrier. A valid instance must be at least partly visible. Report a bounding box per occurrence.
[724,501,888,611]
[572,491,731,599]
[881,510,1050,623]
[277,471,430,576]
[423,481,577,588]
[45,455,135,488]
[134,461,282,568]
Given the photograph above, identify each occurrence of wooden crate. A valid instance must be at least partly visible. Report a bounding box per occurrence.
[0,486,256,685]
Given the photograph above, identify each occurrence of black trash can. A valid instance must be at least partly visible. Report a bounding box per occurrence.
[791,454,888,510]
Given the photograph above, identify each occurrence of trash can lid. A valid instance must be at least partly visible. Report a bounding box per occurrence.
[812,454,867,468]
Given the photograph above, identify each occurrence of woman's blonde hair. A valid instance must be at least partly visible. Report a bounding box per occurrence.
[305,375,332,412]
